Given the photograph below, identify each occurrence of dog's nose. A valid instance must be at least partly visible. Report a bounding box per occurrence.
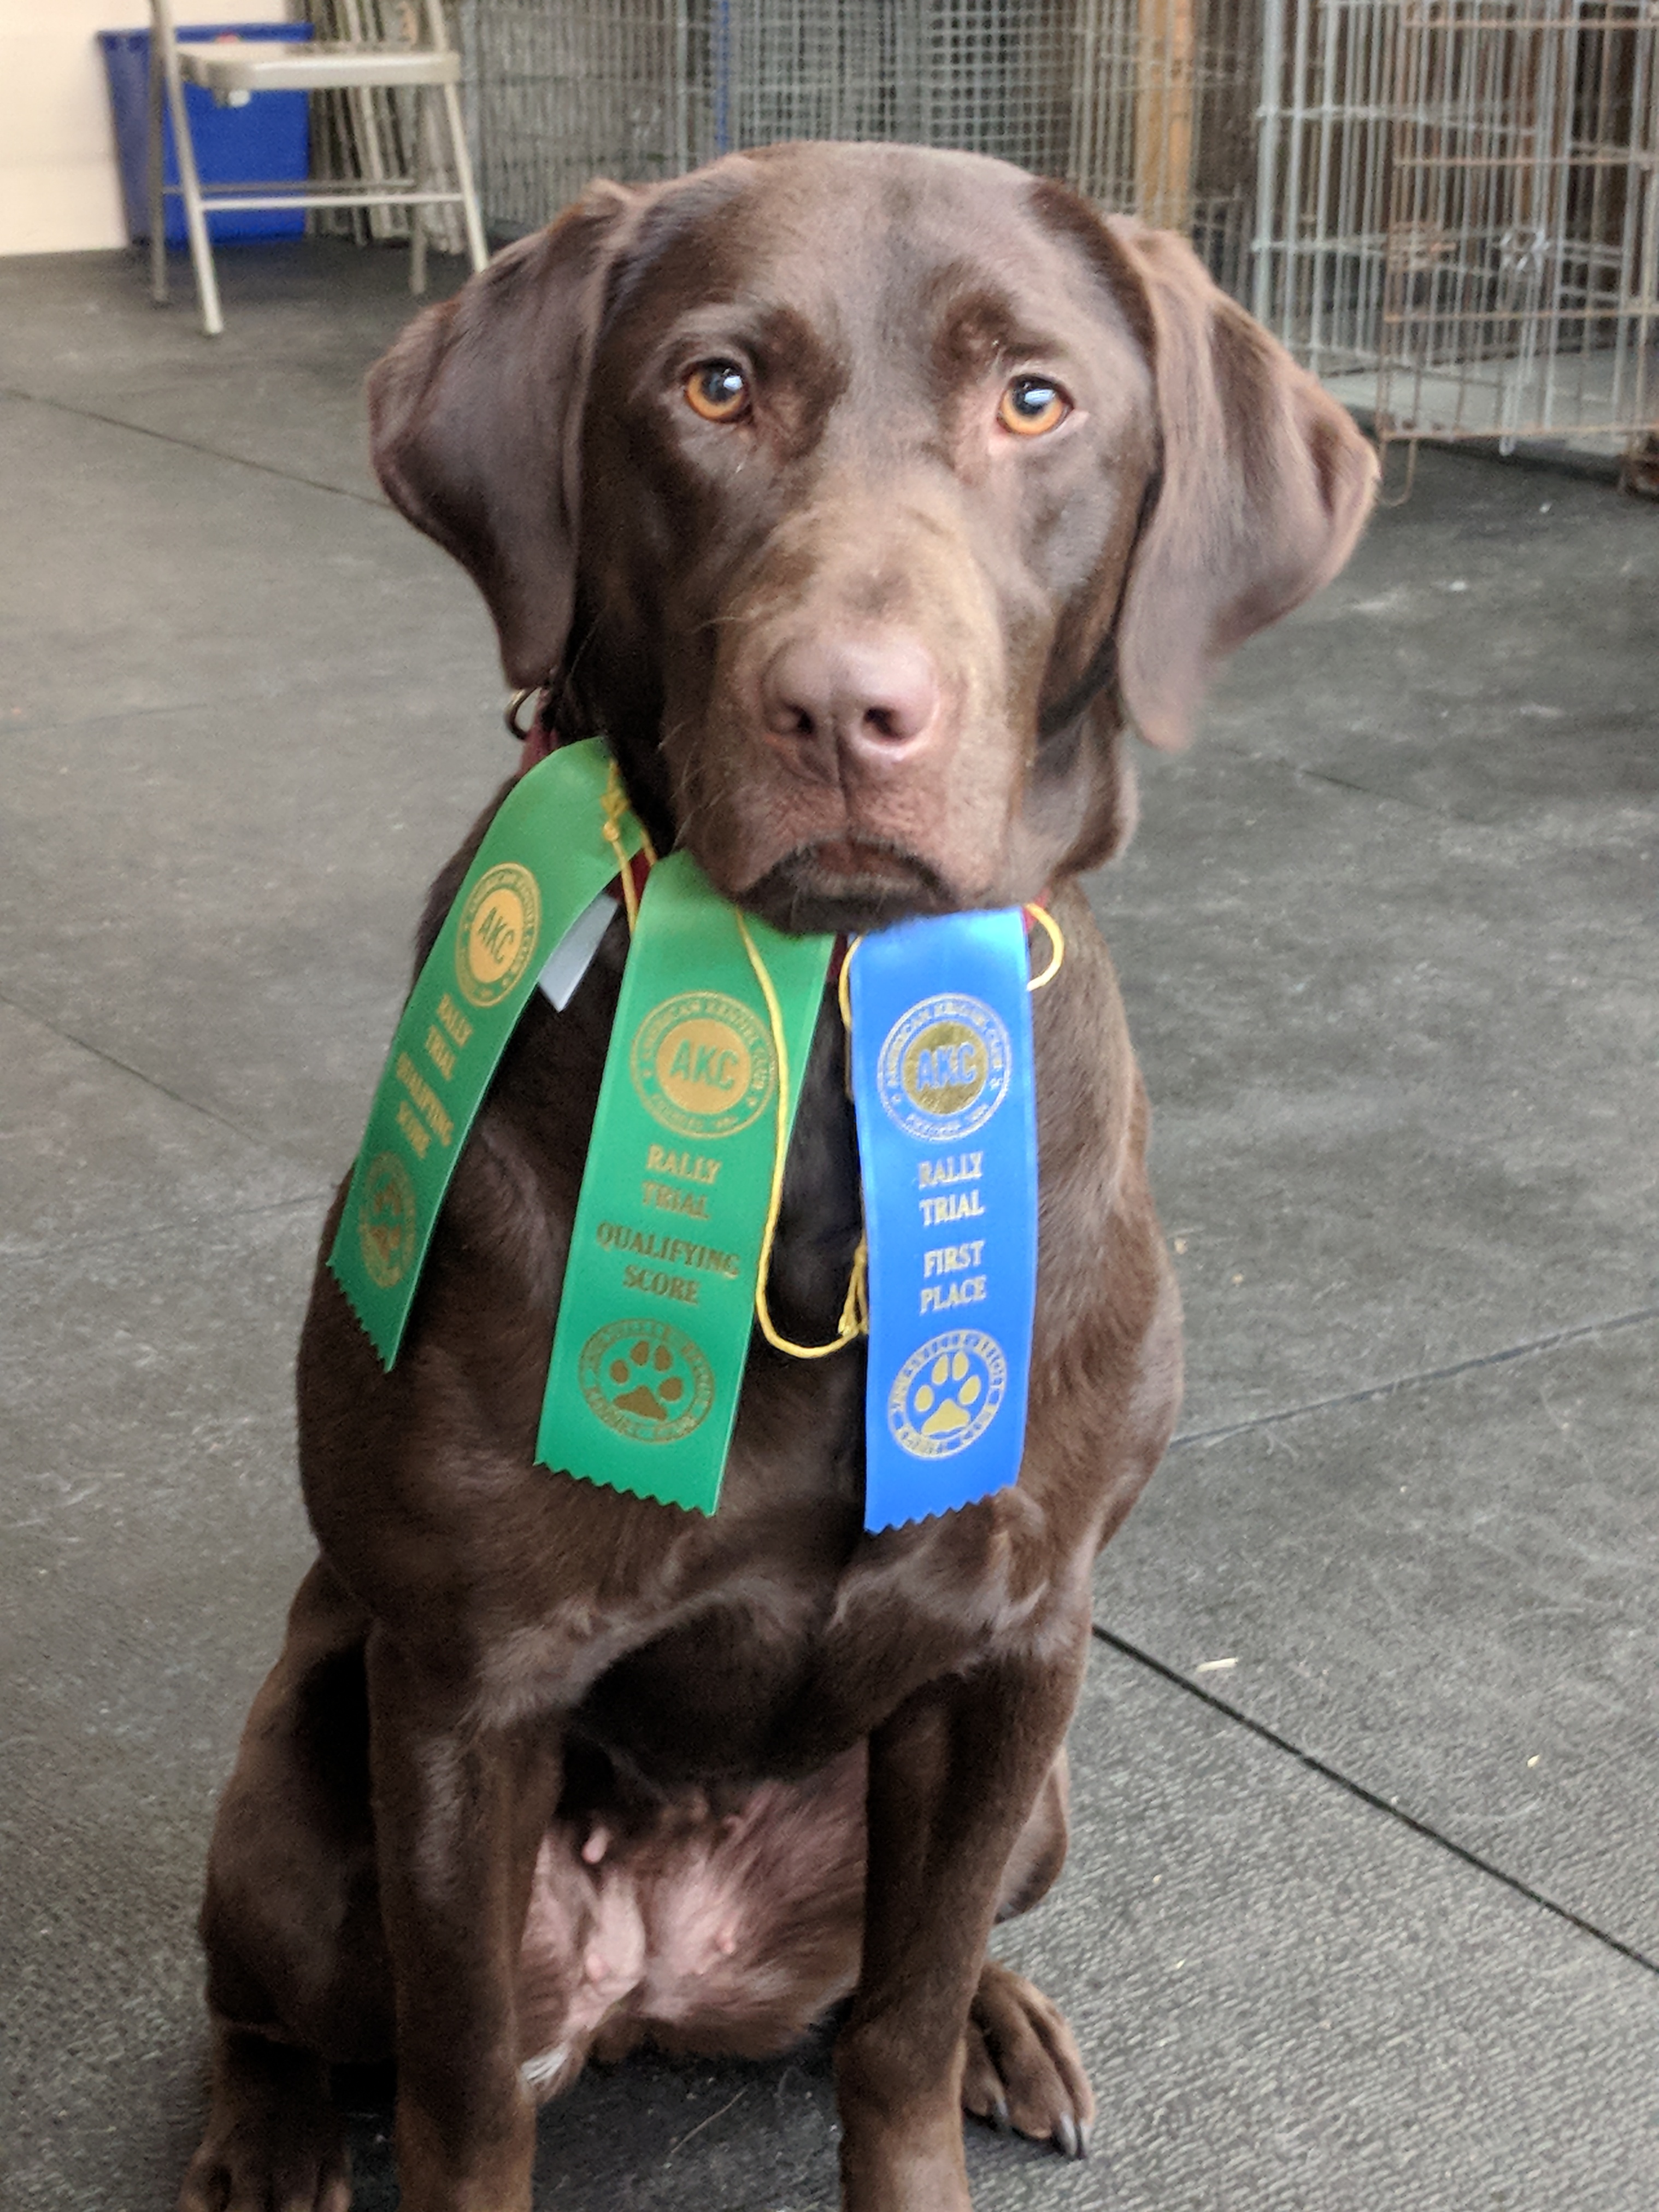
[761,634,941,764]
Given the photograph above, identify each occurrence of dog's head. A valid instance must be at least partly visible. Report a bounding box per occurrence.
[370,144,1374,934]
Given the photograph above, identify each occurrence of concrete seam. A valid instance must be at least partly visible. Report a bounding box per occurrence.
[0,383,387,509]
[3,1190,331,1267]
[1199,732,1497,825]
[1090,1623,1659,1979]
[1289,760,1494,822]
[0,984,327,1173]
[1169,1307,1659,1451]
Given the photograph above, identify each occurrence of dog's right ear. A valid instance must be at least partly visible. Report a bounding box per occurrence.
[367,184,642,689]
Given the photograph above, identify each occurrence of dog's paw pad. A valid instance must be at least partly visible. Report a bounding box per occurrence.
[179,2039,351,2212]
[179,2136,351,2212]
[961,1959,1095,2157]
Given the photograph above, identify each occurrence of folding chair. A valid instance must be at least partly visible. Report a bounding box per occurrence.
[147,0,489,336]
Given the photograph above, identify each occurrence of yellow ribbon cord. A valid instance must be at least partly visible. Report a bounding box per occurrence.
[727,899,1062,1362]
[736,911,869,1360]
[599,759,659,935]
[1025,903,1065,991]
[599,763,639,934]
[845,908,1064,1003]
[836,933,861,1036]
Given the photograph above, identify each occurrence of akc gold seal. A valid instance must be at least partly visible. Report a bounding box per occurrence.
[455,862,540,1008]
[631,990,774,1139]
[878,993,1011,1142]
[356,1150,419,1290]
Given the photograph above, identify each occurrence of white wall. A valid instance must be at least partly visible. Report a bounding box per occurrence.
[0,0,290,255]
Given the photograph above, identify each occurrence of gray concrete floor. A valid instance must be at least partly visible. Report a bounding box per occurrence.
[2,237,1656,2212]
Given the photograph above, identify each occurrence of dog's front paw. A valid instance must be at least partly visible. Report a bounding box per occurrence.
[179,2032,350,2212]
[960,1958,1095,2157]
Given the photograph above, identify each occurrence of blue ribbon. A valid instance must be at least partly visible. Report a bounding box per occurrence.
[849,911,1038,1531]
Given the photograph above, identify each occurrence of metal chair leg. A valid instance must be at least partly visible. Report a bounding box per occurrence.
[154,1,223,334]
[148,39,168,304]
[409,88,429,296]
[439,75,489,273]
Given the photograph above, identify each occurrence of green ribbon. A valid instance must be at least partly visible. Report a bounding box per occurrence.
[331,742,836,1519]
[537,855,833,1514]
[328,739,644,1367]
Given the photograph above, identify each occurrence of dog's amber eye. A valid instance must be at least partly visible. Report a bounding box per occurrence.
[685,361,750,422]
[998,376,1070,437]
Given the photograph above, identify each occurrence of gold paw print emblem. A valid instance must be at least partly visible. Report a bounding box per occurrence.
[578,1319,714,1443]
[910,1348,982,1436]
[607,1336,685,1419]
[356,1151,417,1289]
[889,1332,1006,1460]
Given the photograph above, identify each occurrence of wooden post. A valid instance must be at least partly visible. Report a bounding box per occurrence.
[1136,0,1196,233]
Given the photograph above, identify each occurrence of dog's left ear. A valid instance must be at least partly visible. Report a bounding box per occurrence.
[367,181,643,688]
[1101,217,1378,751]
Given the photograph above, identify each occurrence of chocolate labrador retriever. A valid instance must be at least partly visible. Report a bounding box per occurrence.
[180,142,1374,2212]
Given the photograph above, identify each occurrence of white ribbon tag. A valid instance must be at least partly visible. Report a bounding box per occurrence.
[538,889,618,1011]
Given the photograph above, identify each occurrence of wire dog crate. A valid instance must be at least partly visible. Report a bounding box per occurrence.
[456,1,1263,291]
[1253,0,1659,457]
[446,0,1657,461]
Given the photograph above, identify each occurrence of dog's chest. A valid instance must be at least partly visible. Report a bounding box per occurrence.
[564,1480,1055,1791]
[572,1584,851,1785]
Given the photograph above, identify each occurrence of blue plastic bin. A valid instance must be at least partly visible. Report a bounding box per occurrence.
[99,22,314,246]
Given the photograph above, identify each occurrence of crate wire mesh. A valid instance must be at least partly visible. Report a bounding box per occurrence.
[1381,1,1658,444]
[1252,0,1659,451]
[450,0,1656,456]
[459,0,1262,294]
[1251,0,1403,374]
